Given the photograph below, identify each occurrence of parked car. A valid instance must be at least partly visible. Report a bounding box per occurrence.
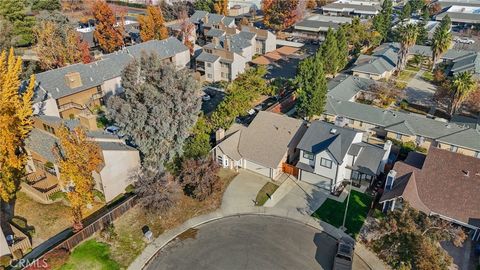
[457,37,475,44]
[105,125,120,134]
[333,237,355,270]
[202,94,211,101]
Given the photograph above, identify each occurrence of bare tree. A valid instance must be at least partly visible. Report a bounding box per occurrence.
[179,157,220,201]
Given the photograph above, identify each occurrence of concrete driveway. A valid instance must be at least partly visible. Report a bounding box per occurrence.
[405,70,437,107]
[221,170,270,213]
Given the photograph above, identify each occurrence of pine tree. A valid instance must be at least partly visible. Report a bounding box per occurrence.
[55,126,103,231]
[319,28,339,76]
[336,27,348,71]
[0,48,35,202]
[294,55,327,120]
[92,1,124,53]
[373,0,393,41]
[138,5,168,42]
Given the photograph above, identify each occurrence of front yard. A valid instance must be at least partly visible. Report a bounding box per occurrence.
[60,240,119,270]
[312,190,373,237]
[255,182,279,206]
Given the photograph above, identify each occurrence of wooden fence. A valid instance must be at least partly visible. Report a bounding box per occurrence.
[282,163,299,177]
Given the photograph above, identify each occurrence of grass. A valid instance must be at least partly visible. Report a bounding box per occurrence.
[397,70,416,81]
[103,169,238,268]
[255,182,279,206]
[60,239,119,270]
[405,64,421,72]
[422,71,434,82]
[312,190,373,237]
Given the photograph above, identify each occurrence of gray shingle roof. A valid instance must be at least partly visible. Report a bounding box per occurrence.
[294,20,340,31]
[297,121,358,164]
[26,129,59,163]
[34,37,188,103]
[350,142,386,175]
[322,2,380,13]
[190,10,208,23]
[436,11,480,24]
[97,141,137,151]
[328,75,376,101]
[206,28,226,38]
[196,52,220,62]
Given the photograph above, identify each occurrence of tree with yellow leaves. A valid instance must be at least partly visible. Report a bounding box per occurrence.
[214,0,229,16]
[0,48,35,202]
[138,5,169,42]
[55,126,103,231]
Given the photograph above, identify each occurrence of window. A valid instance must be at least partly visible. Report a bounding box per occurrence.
[207,74,212,79]
[359,121,363,127]
[303,151,314,160]
[217,155,222,164]
[349,118,354,125]
[206,63,212,68]
[395,133,402,140]
[223,158,229,167]
[43,124,55,134]
[320,158,332,169]
[450,145,458,153]
[221,72,225,78]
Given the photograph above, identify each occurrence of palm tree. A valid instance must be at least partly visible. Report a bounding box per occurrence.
[431,18,452,71]
[396,24,418,72]
[450,72,477,115]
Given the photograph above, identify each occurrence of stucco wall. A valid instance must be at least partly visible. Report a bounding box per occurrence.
[101,77,123,99]
[437,143,478,157]
[174,50,191,70]
[99,149,140,202]
[33,98,60,117]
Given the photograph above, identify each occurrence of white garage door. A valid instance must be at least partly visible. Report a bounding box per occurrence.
[300,170,332,191]
[244,160,271,178]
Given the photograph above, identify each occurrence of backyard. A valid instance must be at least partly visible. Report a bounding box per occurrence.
[312,190,373,237]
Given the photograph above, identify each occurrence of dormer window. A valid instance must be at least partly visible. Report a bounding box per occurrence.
[303,151,314,160]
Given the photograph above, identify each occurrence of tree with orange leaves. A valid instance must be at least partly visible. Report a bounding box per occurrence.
[214,0,228,16]
[138,5,168,42]
[0,48,35,202]
[262,0,299,31]
[92,0,123,53]
[55,126,103,231]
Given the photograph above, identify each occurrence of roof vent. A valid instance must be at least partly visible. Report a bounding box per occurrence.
[330,128,337,134]
[462,170,470,177]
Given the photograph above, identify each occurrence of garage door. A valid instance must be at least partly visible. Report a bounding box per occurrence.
[300,170,332,191]
[245,160,271,178]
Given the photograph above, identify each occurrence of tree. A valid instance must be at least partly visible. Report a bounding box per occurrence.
[183,116,212,160]
[399,2,412,22]
[344,18,381,53]
[373,0,393,42]
[177,9,196,54]
[429,2,442,15]
[450,72,477,115]
[409,0,425,13]
[319,28,339,76]
[92,0,123,53]
[0,0,35,46]
[213,0,228,16]
[0,49,35,202]
[31,0,61,11]
[369,204,466,270]
[262,0,299,31]
[336,27,348,71]
[397,24,418,72]
[431,15,452,71]
[194,0,214,12]
[55,126,103,231]
[138,5,168,42]
[134,169,181,214]
[106,53,201,169]
[294,55,327,119]
[307,0,317,9]
[0,20,14,51]
[368,81,405,107]
[179,157,220,201]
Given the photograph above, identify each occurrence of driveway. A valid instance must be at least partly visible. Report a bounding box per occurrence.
[271,178,329,215]
[146,215,338,270]
[221,170,270,213]
[405,70,437,107]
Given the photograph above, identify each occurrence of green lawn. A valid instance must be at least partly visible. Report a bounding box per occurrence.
[312,190,373,237]
[422,71,434,82]
[397,70,416,81]
[60,239,119,270]
[255,182,279,206]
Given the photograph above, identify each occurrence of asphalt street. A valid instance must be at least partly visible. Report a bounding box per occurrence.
[145,215,337,270]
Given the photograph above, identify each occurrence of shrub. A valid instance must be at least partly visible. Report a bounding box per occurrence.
[93,189,106,202]
[49,191,66,201]
[395,81,408,90]
[179,157,220,201]
[0,255,12,267]
[400,100,409,110]
[99,223,117,243]
[12,249,23,259]
[43,248,70,269]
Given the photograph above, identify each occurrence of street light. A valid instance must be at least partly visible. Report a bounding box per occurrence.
[340,177,353,232]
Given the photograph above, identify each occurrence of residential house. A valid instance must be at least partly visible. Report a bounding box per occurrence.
[33,37,190,119]
[24,116,140,203]
[380,147,480,240]
[293,15,352,41]
[435,5,480,26]
[436,0,480,9]
[441,49,480,79]
[212,111,307,179]
[322,0,381,18]
[187,10,236,36]
[352,43,432,80]
[296,121,391,192]
[0,223,31,259]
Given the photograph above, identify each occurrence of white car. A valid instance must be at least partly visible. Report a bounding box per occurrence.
[202,94,211,101]
[457,37,475,44]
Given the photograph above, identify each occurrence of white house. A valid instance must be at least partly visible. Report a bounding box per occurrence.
[296,121,391,192]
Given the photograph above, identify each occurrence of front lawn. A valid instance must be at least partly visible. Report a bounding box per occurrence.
[397,70,416,81]
[255,182,279,206]
[60,239,119,270]
[312,190,372,237]
[422,71,434,82]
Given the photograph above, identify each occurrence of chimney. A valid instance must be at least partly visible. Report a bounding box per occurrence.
[225,37,231,51]
[64,72,83,89]
[215,128,225,143]
[385,170,397,190]
[204,14,209,24]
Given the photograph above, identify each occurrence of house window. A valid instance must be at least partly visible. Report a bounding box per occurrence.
[206,63,212,68]
[217,155,223,164]
[349,118,354,125]
[320,158,332,169]
[224,158,229,167]
[359,121,363,127]
[43,124,55,134]
[207,74,213,79]
[395,133,402,140]
[450,145,458,153]
[303,151,314,160]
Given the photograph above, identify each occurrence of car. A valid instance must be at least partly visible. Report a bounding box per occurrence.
[202,94,211,101]
[254,104,263,111]
[333,237,355,270]
[247,108,256,115]
[457,37,475,44]
[105,125,120,135]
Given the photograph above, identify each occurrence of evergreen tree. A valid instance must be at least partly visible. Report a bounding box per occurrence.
[373,0,393,41]
[294,56,327,120]
[194,0,214,12]
[336,27,348,71]
[319,28,339,76]
[399,2,412,22]
[431,15,452,71]
[416,22,428,45]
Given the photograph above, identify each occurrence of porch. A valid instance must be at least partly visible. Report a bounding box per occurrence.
[23,160,60,204]
[4,223,32,259]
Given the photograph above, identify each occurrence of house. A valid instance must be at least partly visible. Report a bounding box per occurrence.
[212,111,307,179]
[0,223,31,259]
[321,0,381,18]
[441,49,480,78]
[435,5,480,26]
[33,37,190,119]
[186,10,236,35]
[380,147,480,241]
[196,25,276,82]
[296,121,391,192]
[293,14,352,41]
[24,116,140,203]
[352,43,432,80]
[436,0,480,9]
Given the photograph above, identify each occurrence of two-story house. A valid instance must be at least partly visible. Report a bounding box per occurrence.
[33,37,190,119]
[296,121,391,192]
